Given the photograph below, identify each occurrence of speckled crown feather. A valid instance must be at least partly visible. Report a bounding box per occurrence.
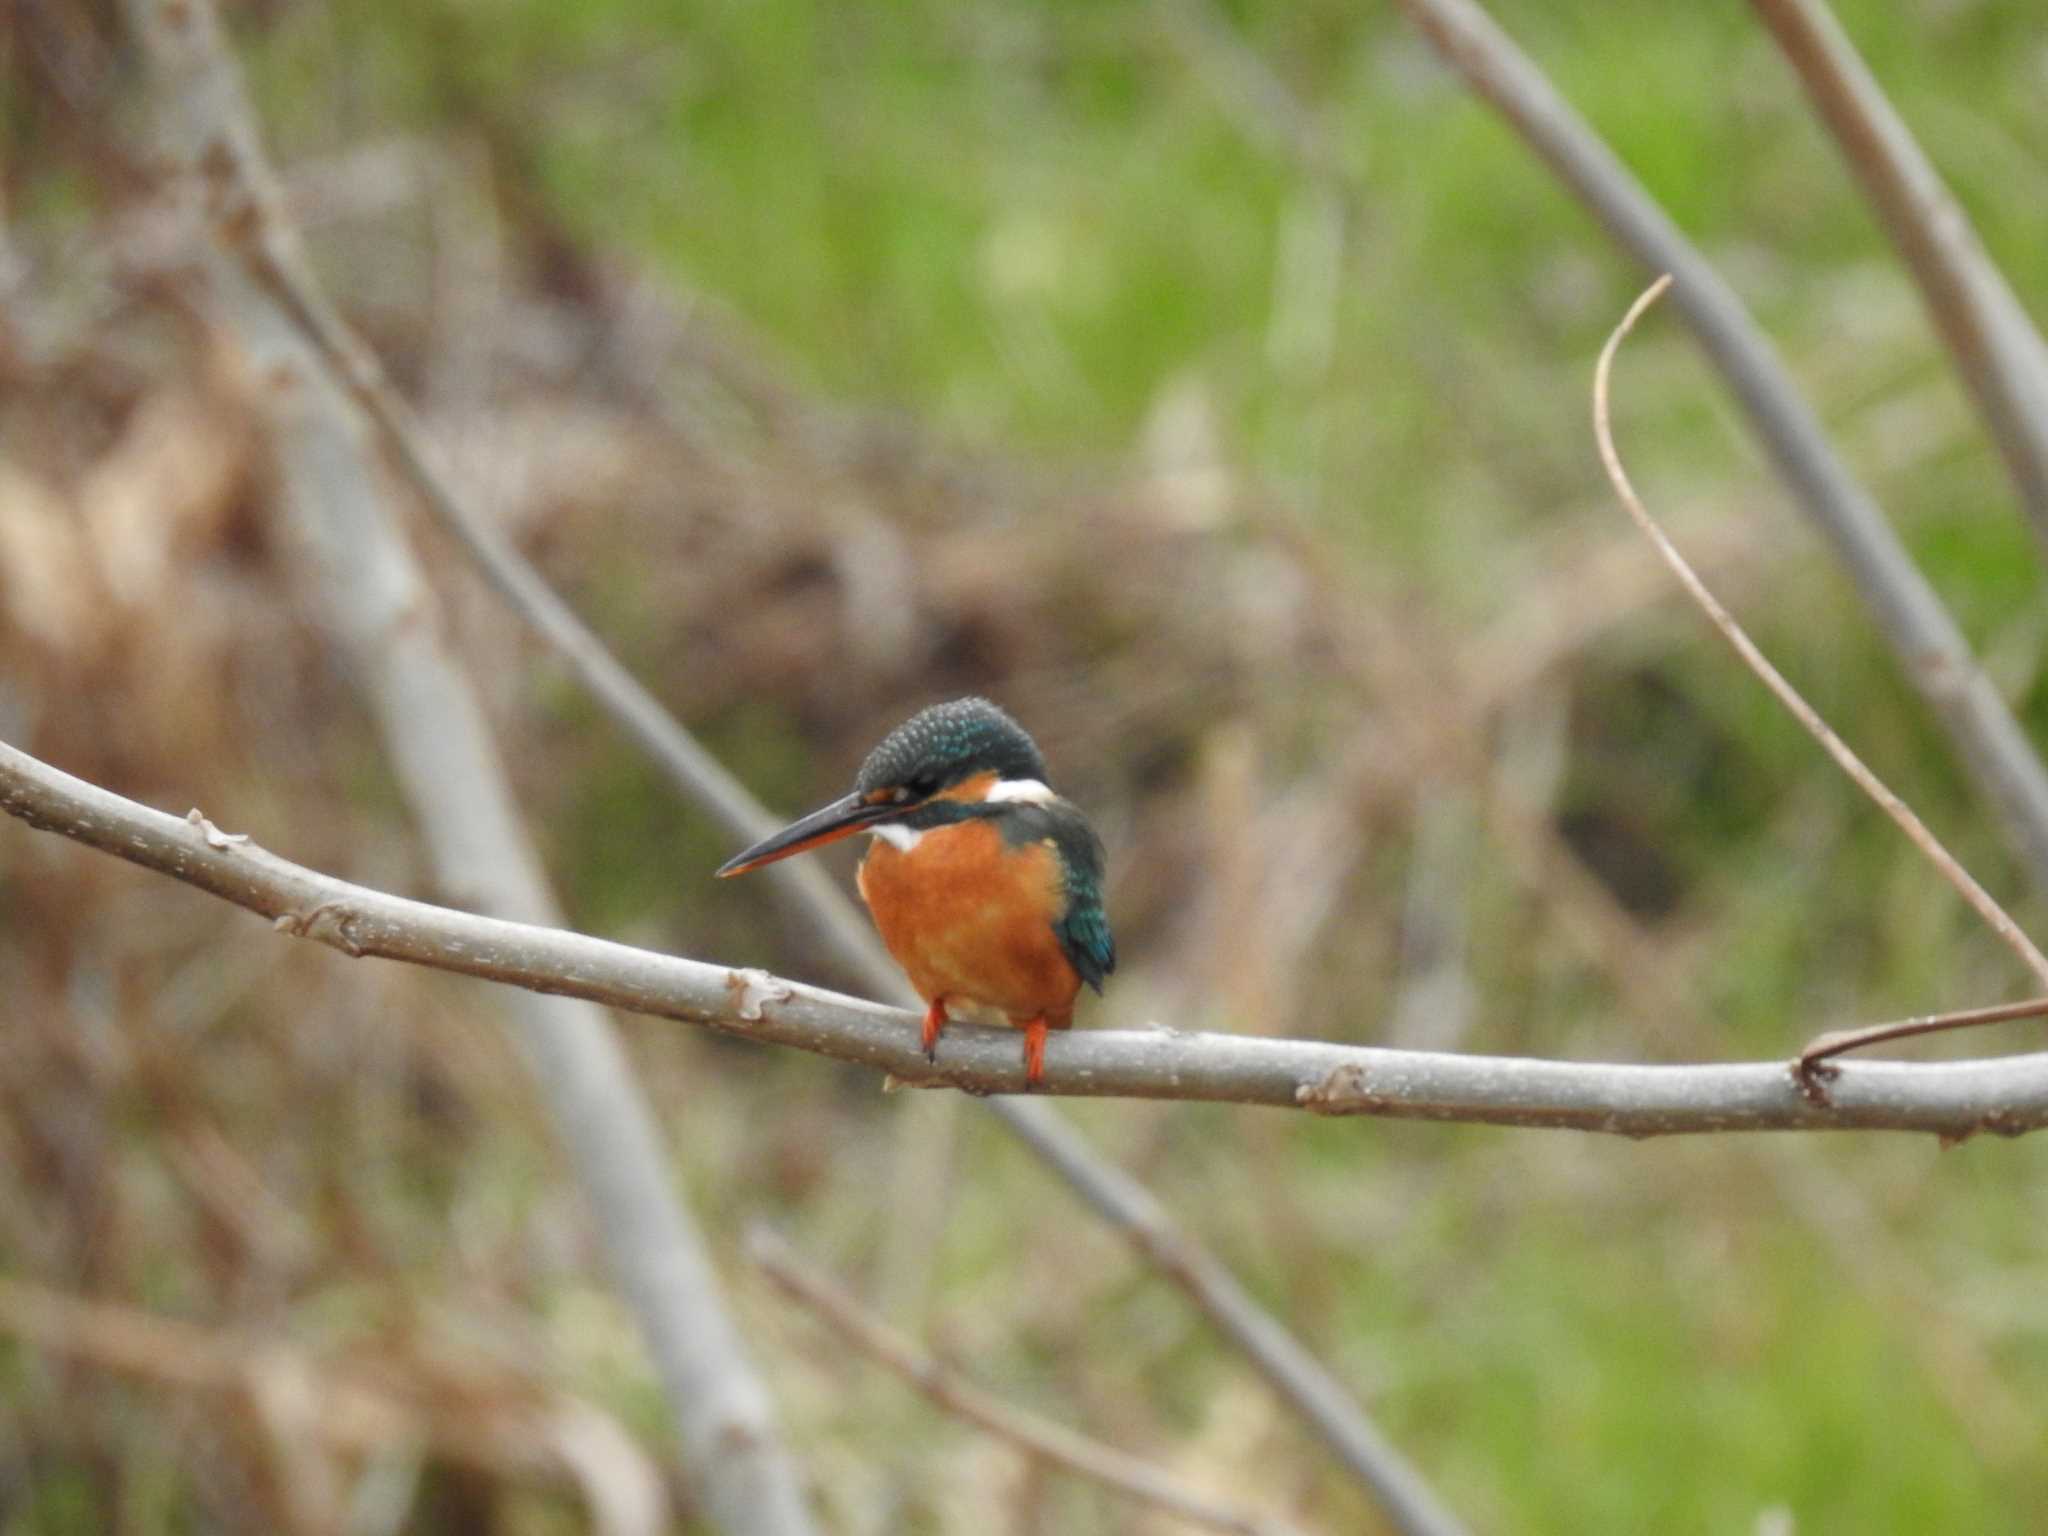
[854,698,1049,794]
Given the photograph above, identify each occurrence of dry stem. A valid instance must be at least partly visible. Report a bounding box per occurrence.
[1594,275,2048,1007]
[748,1229,1309,1536]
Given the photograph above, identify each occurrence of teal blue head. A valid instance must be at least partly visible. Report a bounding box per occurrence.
[715,698,1051,876]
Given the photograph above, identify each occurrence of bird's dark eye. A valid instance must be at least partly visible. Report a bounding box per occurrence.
[904,771,942,800]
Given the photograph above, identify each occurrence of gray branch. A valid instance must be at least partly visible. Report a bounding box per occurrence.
[9,739,2048,1141]
[1397,0,2048,902]
[122,4,817,1531]
[1749,0,2048,553]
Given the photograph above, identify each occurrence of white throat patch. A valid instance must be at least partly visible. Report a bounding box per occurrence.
[984,778,1056,804]
[869,823,926,852]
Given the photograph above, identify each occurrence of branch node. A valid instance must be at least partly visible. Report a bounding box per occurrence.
[1982,1108,2026,1141]
[185,808,249,850]
[1791,1053,1842,1108]
[724,967,793,1022]
[1296,1062,1371,1115]
[1792,996,2048,1103]
[273,901,364,957]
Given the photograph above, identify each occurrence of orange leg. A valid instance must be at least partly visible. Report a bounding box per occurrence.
[920,996,949,1061]
[1020,1016,1049,1090]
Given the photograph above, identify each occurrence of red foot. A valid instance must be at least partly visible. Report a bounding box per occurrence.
[920,997,948,1061]
[1021,1017,1048,1090]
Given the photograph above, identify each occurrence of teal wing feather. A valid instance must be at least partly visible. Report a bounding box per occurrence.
[996,800,1115,993]
[1056,884,1116,994]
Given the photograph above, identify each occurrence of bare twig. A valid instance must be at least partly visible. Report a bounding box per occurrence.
[748,1229,1309,1536]
[1598,279,2048,1097]
[1796,997,2048,1085]
[123,5,817,1532]
[1595,275,2048,998]
[10,740,2048,1138]
[1749,0,2048,552]
[1396,0,2048,904]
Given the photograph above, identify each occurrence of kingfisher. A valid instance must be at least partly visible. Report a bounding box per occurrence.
[716,698,1115,1088]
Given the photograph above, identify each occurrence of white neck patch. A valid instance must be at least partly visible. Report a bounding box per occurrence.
[868,779,1053,852]
[984,778,1055,804]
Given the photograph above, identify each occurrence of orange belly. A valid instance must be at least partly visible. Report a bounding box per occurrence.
[857,819,1081,1029]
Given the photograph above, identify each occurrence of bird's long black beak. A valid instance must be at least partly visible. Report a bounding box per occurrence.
[716,792,898,877]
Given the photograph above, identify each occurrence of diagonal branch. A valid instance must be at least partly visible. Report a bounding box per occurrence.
[122,4,816,1531]
[1748,0,2048,554]
[748,1229,1311,1536]
[10,738,2048,1138]
[968,1094,1465,1533]
[1395,0,2048,905]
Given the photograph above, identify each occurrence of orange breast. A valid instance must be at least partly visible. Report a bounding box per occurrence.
[857,819,1082,1028]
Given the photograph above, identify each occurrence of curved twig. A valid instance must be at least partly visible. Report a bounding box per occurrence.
[1797,996,2048,1088]
[1595,276,2048,995]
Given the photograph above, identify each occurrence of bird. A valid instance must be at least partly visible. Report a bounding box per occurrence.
[716,697,1115,1089]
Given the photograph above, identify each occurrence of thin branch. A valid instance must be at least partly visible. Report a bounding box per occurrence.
[123,5,816,1532]
[1594,275,2048,998]
[1395,0,2048,905]
[10,740,2048,1138]
[747,1229,1310,1536]
[1748,0,2048,552]
[1797,996,2048,1091]
[183,19,1463,1530]
[966,1097,1466,1536]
